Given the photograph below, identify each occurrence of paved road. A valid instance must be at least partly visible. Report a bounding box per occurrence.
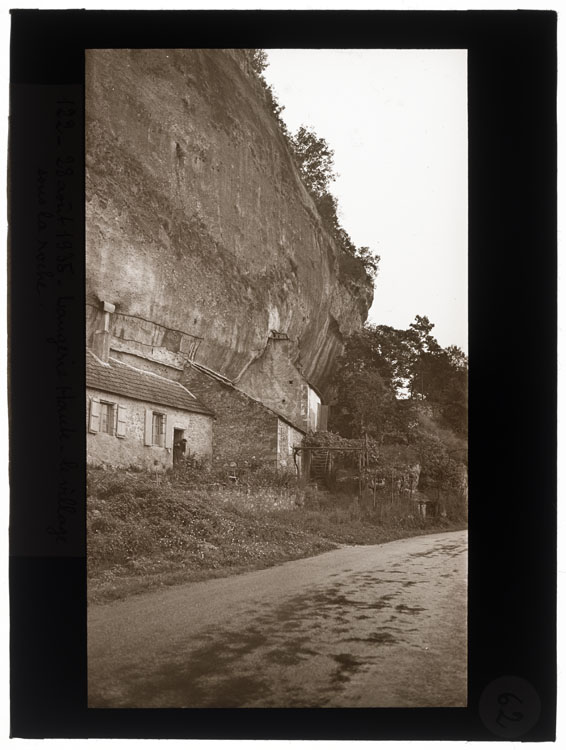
[88,530,467,708]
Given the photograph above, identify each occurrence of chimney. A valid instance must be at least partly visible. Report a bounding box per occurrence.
[91,301,115,363]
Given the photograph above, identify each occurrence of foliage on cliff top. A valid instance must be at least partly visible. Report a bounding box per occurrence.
[242,49,380,282]
[289,127,380,281]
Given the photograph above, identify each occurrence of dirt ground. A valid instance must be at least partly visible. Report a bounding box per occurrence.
[88,530,467,708]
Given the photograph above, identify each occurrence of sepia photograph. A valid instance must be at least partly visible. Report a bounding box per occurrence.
[85,47,468,709]
[8,6,557,740]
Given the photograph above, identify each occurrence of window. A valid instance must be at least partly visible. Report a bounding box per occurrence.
[100,402,114,435]
[152,412,166,447]
[144,409,171,448]
[89,397,127,438]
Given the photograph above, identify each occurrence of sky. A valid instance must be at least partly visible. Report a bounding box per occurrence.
[263,49,468,353]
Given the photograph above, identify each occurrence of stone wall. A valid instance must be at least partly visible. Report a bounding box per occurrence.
[276,419,304,474]
[86,387,212,470]
[181,366,280,469]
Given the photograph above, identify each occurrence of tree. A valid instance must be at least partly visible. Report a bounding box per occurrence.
[331,365,390,439]
[289,127,380,279]
[329,319,468,514]
[330,318,468,439]
[242,49,288,132]
[290,126,337,199]
[245,49,268,76]
[329,328,413,442]
[329,316,467,518]
[401,319,467,432]
[354,246,380,279]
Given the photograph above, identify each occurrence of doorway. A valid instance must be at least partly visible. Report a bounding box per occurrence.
[173,428,186,465]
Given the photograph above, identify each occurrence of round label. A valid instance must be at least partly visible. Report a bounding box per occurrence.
[479,675,541,739]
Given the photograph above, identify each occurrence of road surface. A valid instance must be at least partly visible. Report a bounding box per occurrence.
[88,529,467,708]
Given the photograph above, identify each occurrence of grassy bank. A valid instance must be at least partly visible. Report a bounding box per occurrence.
[87,466,467,604]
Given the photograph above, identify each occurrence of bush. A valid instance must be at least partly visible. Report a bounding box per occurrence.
[87,464,467,603]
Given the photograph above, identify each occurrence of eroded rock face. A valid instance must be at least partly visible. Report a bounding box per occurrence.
[86,49,373,397]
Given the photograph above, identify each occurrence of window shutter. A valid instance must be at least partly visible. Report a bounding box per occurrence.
[116,405,127,438]
[144,409,153,445]
[165,416,174,449]
[89,398,100,433]
[160,413,167,448]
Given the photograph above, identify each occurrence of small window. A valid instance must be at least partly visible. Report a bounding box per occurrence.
[89,397,121,435]
[152,412,166,447]
[99,402,115,435]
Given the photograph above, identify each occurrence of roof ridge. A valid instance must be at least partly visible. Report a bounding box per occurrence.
[189,359,234,387]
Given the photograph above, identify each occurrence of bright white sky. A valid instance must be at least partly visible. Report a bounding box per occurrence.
[264,49,468,353]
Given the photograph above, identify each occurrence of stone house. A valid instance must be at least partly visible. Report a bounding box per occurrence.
[177,331,329,475]
[181,361,309,474]
[86,304,327,475]
[86,349,214,471]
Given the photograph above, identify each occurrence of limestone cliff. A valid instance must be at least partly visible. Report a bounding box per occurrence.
[86,49,373,398]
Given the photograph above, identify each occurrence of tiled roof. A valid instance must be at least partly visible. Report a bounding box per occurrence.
[86,351,214,416]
